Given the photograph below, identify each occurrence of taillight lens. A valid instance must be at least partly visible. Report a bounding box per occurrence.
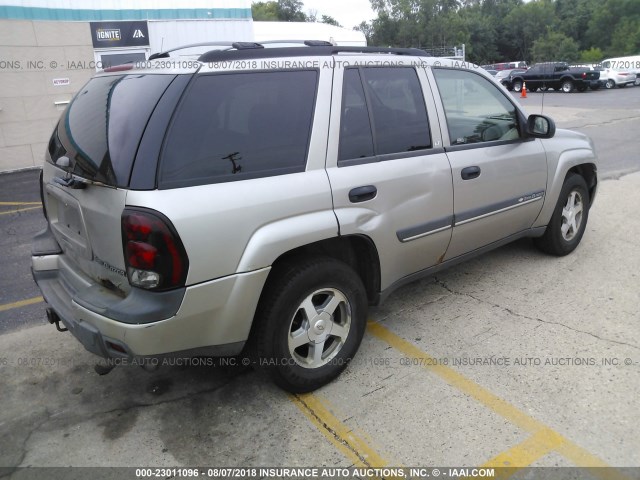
[582,72,587,78]
[121,208,189,291]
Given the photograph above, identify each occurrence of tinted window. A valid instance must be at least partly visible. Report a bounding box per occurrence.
[52,74,175,187]
[338,69,374,161]
[433,69,520,146]
[362,68,431,155]
[339,67,431,162]
[160,70,318,187]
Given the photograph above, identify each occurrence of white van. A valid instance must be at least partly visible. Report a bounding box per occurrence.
[601,55,640,86]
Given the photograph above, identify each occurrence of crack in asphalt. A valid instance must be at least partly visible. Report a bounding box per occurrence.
[293,394,364,468]
[1,410,52,478]
[565,114,640,130]
[433,277,640,351]
[4,368,253,472]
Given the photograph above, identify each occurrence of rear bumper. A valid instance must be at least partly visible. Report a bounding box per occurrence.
[32,253,270,361]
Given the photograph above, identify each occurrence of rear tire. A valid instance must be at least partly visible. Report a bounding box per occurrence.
[253,257,367,392]
[605,79,615,89]
[561,80,574,93]
[534,174,590,256]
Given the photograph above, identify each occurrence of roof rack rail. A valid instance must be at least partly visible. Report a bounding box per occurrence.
[149,42,236,60]
[148,40,335,60]
[149,40,425,62]
[198,45,427,63]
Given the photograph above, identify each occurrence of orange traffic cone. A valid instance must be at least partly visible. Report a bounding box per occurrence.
[521,81,527,98]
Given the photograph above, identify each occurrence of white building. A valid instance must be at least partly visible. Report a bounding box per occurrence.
[0,0,253,171]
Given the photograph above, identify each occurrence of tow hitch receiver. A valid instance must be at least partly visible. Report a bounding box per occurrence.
[46,307,68,332]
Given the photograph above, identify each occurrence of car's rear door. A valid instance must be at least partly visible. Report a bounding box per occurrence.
[326,59,454,291]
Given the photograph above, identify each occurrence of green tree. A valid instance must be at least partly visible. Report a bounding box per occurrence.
[252,1,279,21]
[504,1,555,60]
[321,15,342,27]
[277,0,307,21]
[580,47,603,63]
[251,0,307,22]
[531,31,580,63]
[609,17,640,56]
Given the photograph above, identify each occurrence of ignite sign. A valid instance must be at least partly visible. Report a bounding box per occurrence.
[90,21,149,48]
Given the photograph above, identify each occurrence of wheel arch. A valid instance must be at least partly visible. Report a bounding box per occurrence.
[264,235,382,306]
[533,147,598,229]
[567,163,597,206]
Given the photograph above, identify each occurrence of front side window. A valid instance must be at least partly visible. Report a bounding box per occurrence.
[160,70,318,187]
[339,67,431,162]
[433,69,521,146]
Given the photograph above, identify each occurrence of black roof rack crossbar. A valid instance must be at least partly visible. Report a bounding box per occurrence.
[231,42,264,50]
[198,45,427,63]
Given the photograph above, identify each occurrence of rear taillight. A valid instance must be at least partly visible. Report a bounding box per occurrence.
[121,208,189,291]
[582,72,587,78]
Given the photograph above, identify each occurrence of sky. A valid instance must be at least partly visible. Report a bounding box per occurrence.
[301,0,377,29]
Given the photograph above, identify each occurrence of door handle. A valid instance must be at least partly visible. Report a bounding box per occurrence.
[461,166,481,180]
[349,185,377,203]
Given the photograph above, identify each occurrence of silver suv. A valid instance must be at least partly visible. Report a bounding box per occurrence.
[32,42,598,392]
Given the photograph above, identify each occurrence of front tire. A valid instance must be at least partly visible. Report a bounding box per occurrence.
[605,79,615,89]
[512,81,523,93]
[534,174,590,256]
[253,257,367,392]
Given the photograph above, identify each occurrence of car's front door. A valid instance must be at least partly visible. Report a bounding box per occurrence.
[429,67,548,260]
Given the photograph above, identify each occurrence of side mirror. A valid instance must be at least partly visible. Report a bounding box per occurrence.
[527,114,556,139]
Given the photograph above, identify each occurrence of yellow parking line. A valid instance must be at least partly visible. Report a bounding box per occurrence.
[480,429,565,478]
[0,296,44,313]
[0,206,42,216]
[367,321,629,479]
[291,393,388,469]
[0,202,41,206]
[367,321,544,433]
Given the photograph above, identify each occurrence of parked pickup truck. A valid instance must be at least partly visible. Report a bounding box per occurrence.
[510,62,601,93]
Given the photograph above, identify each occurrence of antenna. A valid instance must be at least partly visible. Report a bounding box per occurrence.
[540,63,551,116]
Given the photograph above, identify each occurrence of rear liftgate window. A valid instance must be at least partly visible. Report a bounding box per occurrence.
[160,70,319,188]
[49,74,176,187]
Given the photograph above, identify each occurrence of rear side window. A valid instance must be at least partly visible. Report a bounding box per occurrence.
[339,67,431,163]
[160,70,318,188]
[51,74,176,187]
